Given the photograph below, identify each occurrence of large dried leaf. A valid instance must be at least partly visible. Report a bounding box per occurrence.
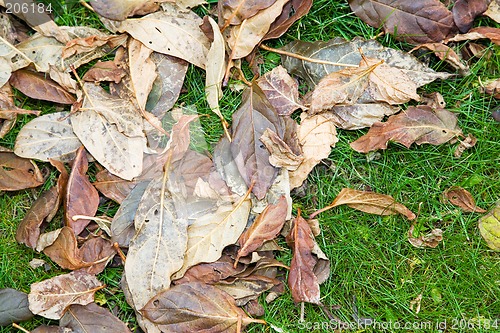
[65,147,99,236]
[236,196,287,262]
[43,227,115,274]
[452,0,489,33]
[0,288,33,326]
[141,282,265,332]
[263,0,313,41]
[9,69,75,104]
[128,38,156,110]
[71,83,146,180]
[479,203,500,251]
[60,303,132,333]
[15,187,59,249]
[289,113,338,189]
[14,112,82,162]
[323,188,416,219]
[172,193,251,280]
[282,37,451,89]
[348,0,457,44]
[230,84,283,199]
[227,0,289,59]
[256,65,305,116]
[0,148,44,191]
[350,105,462,153]
[28,270,103,320]
[218,0,277,27]
[89,0,160,21]
[444,186,487,213]
[125,177,188,310]
[118,7,210,68]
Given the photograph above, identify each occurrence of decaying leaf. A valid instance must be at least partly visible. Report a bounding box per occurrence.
[478,202,500,251]
[446,27,500,45]
[350,106,462,153]
[141,282,266,332]
[230,84,283,199]
[408,223,443,248]
[411,43,469,75]
[327,103,400,130]
[89,0,160,21]
[260,128,303,171]
[263,0,313,41]
[484,0,500,23]
[256,65,305,116]
[65,146,99,236]
[28,270,104,320]
[282,37,451,89]
[452,0,489,33]
[0,147,44,191]
[289,113,338,189]
[482,78,500,99]
[0,288,33,326]
[218,0,277,27]
[118,6,210,68]
[14,112,82,163]
[60,302,132,333]
[314,188,416,220]
[236,196,287,263]
[453,133,477,158]
[348,0,457,44]
[444,186,487,213]
[128,37,156,110]
[215,276,280,306]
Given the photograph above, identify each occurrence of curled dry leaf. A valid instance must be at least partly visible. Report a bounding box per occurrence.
[478,202,500,251]
[263,0,313,41]
[482,78,500,99]
[408,223,443,248]
[314,188,416,220]
[60,303,132,333]
[65,146,99,236]
[236,196,288,263]
[350,105,462,153]
[348,0,457,44]
[454,133,477,158]
[444,186,487,213]
[0,288,34,326]
[28,270,104,320]
[0,148,44,191]
[256,65,305,116]
[82,60,126,83]
[14,112,82,163]
[260,128,303,171]
[118,6,210,68]
[411,43,469,75]
[289,113,338,190]
[452,0,489,33]
[141,282,266,332]
[446,27,500,45]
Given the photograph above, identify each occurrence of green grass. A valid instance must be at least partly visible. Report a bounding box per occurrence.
[1,1,500,332]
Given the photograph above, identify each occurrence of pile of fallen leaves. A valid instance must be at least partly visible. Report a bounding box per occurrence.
[1,0,499,332]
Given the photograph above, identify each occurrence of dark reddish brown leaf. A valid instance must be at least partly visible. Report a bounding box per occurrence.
[348,0,457,44]
[0,148,44,191]
[82,60,126,83]
[263,0,313,41]
[60,303,132,333]
[65,147,99,235]
[230,84,283,199]
[286,213,327,304]
[43,227,115,274]
[9,70,76,104]
[236,196,288,263]
[141,282,265,332]
[174,255,247,285]
[444,186,487,213]
[313,188,416,220]
[446,26,500,45]
[452,0,489,33]
[350,105,462,153]
[15,187,59,249]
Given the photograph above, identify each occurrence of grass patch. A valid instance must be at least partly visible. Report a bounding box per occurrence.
[1,1,499,333]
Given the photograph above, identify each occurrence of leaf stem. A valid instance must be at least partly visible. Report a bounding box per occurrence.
[12,323,30,333]
[259,44,359,68]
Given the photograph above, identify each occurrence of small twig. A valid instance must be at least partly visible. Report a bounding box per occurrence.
[79,0,95,12]
[299,302,305,322]
[12,323,30,333]
[259,44,359,68]
[113,242,127,263]
[72,215,109,224]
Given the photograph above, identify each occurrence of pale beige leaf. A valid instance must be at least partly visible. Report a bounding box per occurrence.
[14,112,81,162]
[128,38,156,110]
[485,0,500,23]
[28,270,103,320]
[71,83,146,180]
[408,223,443,248]
[176,0,207,9]
[227,0,289,59]
[205,16,226,120]
[289,113,338,189]
[118,7,210,68]
[125,177,188,310]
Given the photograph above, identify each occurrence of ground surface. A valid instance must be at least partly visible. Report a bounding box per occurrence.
[1,1,499,332]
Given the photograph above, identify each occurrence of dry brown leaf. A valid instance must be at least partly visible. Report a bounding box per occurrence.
[326,103,400,130]
[411,43,469,74]
[453,133,477,158]
[62,34,127,59]
[452,0,489,33]
[89,0,161,21]
[82,60,126,83]
[408,223,443,248]
[215,275,280,306]
[260,128,303,171]
[446,26,500,45]
[350,105,462,153]
[314,188,416,220]
[28,270,104,320]
[482,78,500,99]
[484,0,500,23]
[289,113,338,189]
[218,0,277,27]
[0,147,44,191]
[60,303,132,333]
[444,186,487,213]
[263,0,313,41]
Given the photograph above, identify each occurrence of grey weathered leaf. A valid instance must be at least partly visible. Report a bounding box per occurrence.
[327,103,400,130]
[14,112,82,162]
[0,288,33,326]
[282,37,451,89]
[60,303,132,333]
